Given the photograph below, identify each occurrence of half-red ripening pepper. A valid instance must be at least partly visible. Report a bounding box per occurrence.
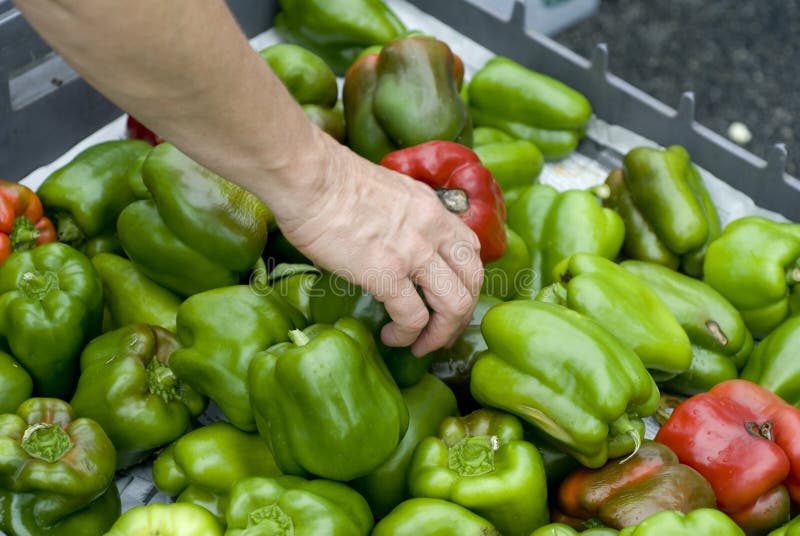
[381,140,506,263]
[656,379,800,533]
[126,115,164,146]
[0,179,56,265]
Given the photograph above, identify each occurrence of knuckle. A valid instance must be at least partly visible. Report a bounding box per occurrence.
[403,306,430,332]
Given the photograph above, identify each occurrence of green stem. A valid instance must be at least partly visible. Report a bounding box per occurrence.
[21,423,73,463]
[436,188,470,214]
[288,329,310,347]
[54,213,85,245]
[9,216,40,252]
[147,358,180,403]
[448,435,498,476]
[248,504,294,535]
[705,319,729,346]
[610,414,641,464]
[19,271,59,301]
[786,266,800,285]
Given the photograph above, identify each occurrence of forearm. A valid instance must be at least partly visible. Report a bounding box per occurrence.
[13,0,325,207]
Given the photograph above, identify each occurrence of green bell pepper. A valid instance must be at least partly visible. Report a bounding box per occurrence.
[343,35,471,163]
[468,56,592,160]
[507,184,624,294]
[117,143,271,296]
[604,146,721,276]
[351,374,458,518]
[483,226,531,300]
[70,324,206,469]
[771,515,800,536]
[741,315,800,405]
[0,398,117,534]
[274,0,406,75]
[226,476,373,535]
[523,426,581,489]
[152,422,281,524]
[0,351,32,414]
[531,525,618,536]
[92,253,182,333]
[617,509,744,536]
[265,263,321,322]
[37,140,151,253]
[171,285,305,431]
[260,43,345,142]
[372,498,500,535]
[0,242,102,398]
[471,300,659,468]
[249,317,408,481]
[704,216,800,338]
[472,129,544,194]
[622,260,753,394]
[408,408,549,536]
[538,254,692,377]
[105,503,223,536]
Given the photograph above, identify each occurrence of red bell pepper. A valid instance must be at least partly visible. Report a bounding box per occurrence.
[656,379,798,533]
[0,179,57,265]
[126,115,164,146]
[380,141,506,263]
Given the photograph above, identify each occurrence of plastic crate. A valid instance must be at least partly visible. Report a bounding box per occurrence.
[1,0,798,220]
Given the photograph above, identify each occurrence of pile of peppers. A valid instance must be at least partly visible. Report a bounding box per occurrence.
[3,0,800,534]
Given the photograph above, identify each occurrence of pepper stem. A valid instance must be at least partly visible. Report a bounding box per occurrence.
[589,184,611,200]
[147,358,180,403]
[21,423,73,463]
[247,504,294,535]
[786,266,800,285]
[19,271,59,301]
[288,329,310,347]
[705,320,729,346]
[9,216,40,252]
[54,213,85,245]
[448,435,498,476]
[610,414,641,464]
[435,188,470,214]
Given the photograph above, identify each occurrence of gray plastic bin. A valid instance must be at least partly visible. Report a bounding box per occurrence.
[1,0,797,219]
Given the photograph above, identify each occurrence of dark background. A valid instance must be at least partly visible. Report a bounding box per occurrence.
[554,0,799,176]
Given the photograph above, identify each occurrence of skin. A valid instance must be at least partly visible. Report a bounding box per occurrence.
[13,0,483,356]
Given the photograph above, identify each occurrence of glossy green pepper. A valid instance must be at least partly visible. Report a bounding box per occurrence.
[274,0,406,75]
[249,317,408,481]
[105,503,223,536]
[538,254,692,377]
[265,263,321,322]
[704,216,800,337]
[507,184,624,294]
[373,498,500,535]
[771,515,800,535]
[483,226,531,300]
[171,285,305,431]
[531,525,618,536]
[226,476,373,535]
[408,408,549,536]
[623,260,753,394]
[617,509,744,535]
[260,43,345,142]
[471,300,659,468]
[0,398,118,534]
[351,374,458,518]
[152,422,281,524]
[472,127,544,194]
[0,242,102,398]
[92,253,182,333]
[117,143,271,296]
[741,315,800,405]
[343,35,471,163]
[0,351,32,414]
[37,140,150,253]
[70,324,206,469]
[468,57,592,160]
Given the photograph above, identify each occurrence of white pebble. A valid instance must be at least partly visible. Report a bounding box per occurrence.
[727,122,752,145]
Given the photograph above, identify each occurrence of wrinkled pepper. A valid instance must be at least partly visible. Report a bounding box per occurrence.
[372,498,500,535]
[344,36,471,163]
[472,126,544,195]
[70,324,206,469]
[117,143,271,296]
[0,398,118,535]
[623,260,753,394]
[260,43,345,142]
[704,216,800,338]
[656,379,800,532]
[471,300,659,468]
[0,351,32,414]
[152,422,281,524]
[37,140,150,255]
[741,315,800,406]
[468,56,592,160]
[555,440,715,530]
[0,242,102,398]
[617,509,744,536]
[274,0,406,75]
[507,183,624,294]
[226,476,373,535]
[381,140,506,263]
[105,503,222,536]
[604,145,720,276]
[351,374,458,518]
[0,180,56,266]
[408,408,549,536]
[249,317,408,481]
[539,254,692,378]
[171,285,304,431]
